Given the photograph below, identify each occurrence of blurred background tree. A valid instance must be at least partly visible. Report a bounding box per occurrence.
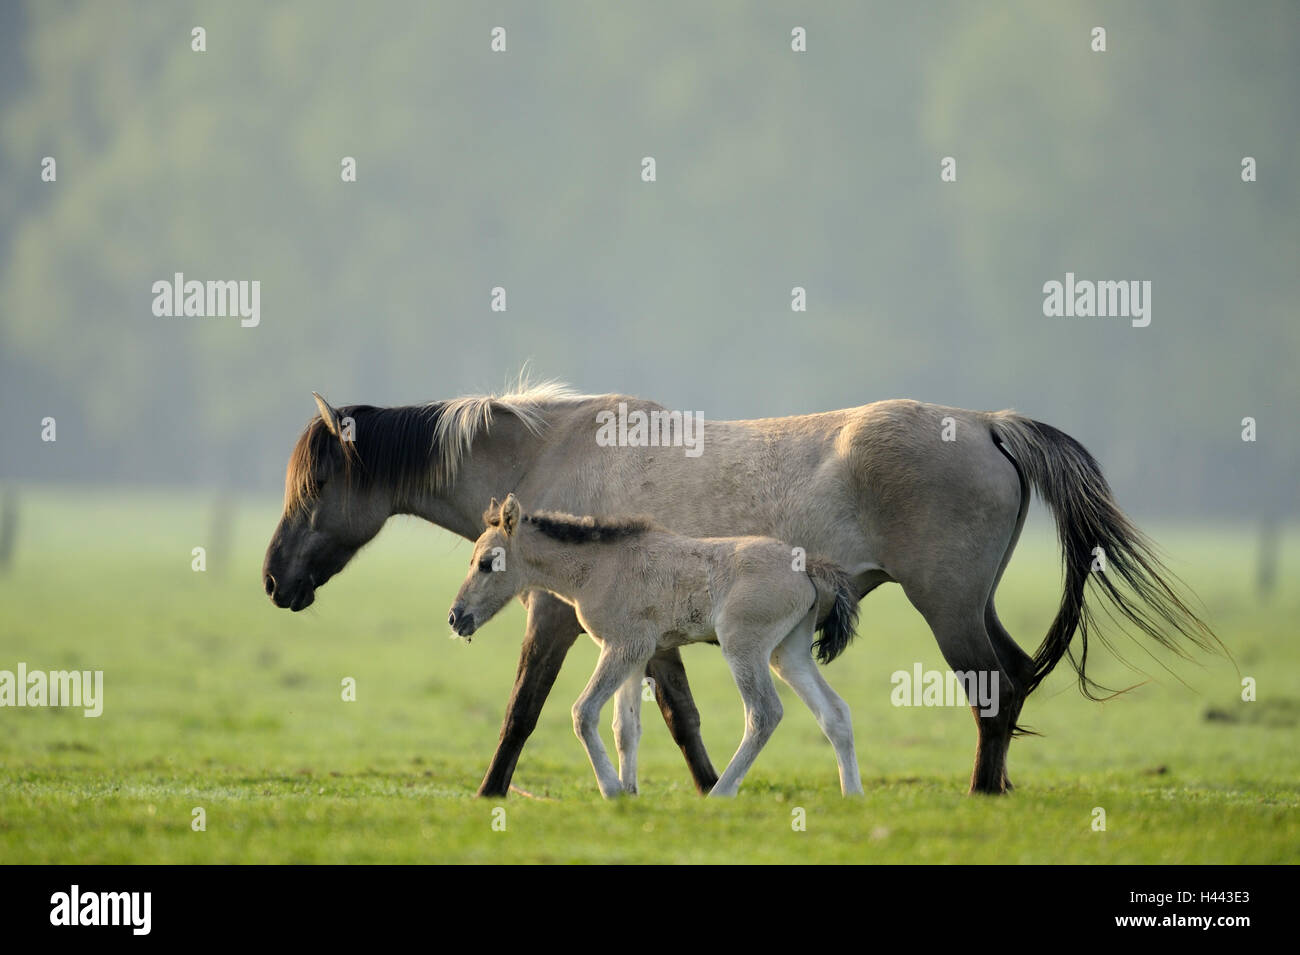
[0,0,1295,519]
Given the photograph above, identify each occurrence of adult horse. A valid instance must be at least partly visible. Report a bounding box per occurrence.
[262,381,1217,795]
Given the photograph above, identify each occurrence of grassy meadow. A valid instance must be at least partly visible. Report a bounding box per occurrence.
[0,488,1296,863]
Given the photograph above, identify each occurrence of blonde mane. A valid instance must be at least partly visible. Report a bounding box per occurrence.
[284,376,588,514]
[432,377,581,487]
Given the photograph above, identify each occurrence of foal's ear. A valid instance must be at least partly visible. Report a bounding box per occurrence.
[501,494,521,534]
[312,392,342,439]
[482,497,501,527]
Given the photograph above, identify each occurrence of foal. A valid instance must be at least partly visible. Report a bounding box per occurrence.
[448,494,863,798]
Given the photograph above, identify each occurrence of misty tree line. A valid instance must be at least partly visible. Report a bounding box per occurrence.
[0,2,1295,523]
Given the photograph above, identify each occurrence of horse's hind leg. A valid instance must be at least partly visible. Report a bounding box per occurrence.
[769,610,863,796]
[984,599,1034,791]
[573,639,656,799]
[612,673,643,794]
[966,667,1017,796]
[933,614,1018,795]
[902,570,1020,795]
[975,431,1035,792]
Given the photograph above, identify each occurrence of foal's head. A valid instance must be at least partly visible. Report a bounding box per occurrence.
[262,393,394,611]
[447,494,526,638]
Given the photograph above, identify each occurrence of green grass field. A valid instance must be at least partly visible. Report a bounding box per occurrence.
[1,488,1296,863]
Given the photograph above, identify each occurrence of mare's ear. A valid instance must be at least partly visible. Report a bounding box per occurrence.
[482,497,501,528]
[501,494,521,535]
[312,392,342,439]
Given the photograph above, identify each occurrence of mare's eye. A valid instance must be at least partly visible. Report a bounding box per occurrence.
[478,558,495,573]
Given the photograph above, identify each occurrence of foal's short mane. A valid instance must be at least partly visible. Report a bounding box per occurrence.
[506,510,659,545]
[284,379,584,514]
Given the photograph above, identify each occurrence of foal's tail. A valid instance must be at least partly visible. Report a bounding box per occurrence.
[806,557,861,665]
[989,413,1223,699]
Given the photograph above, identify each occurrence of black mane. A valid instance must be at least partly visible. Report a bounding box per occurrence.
[518,510,657,545]
[285,404,443,512]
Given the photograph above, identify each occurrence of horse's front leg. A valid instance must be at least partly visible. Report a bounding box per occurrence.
[647,648,719,794]
[476,592,583,797]
[612,673,644,794]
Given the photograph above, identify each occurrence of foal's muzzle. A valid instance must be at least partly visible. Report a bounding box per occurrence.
[448,606,476,636]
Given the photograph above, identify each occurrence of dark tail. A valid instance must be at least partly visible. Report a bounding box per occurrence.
[990,414,1223,699]
[806,556,860,665]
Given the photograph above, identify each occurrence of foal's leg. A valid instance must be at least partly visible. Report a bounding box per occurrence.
[709,620,794,798]
[479,595,716,797]
[769,610,864,796]
[573,640,656,799]
[612,673,644,794]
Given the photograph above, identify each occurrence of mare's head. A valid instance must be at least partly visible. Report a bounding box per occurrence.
[262,393,399,611]
[447,494,525,637]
